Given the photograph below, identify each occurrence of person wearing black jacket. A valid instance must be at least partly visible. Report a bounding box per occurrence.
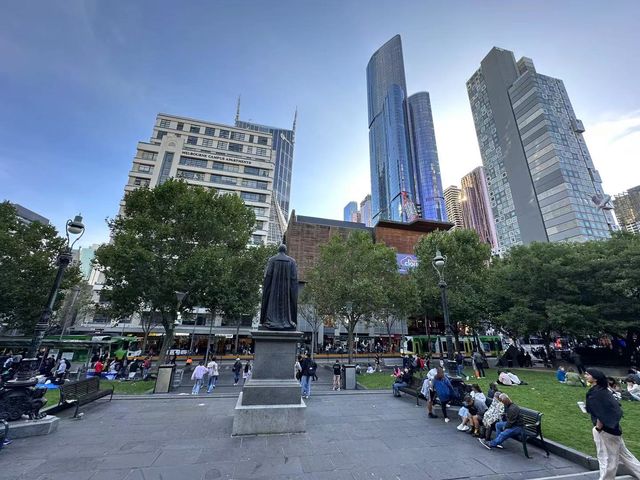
[300,354,316,399]
[479,393,524,450]
[585,368,640,479]
[392,368,412,397]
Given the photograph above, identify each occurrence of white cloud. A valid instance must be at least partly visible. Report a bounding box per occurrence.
[583,111,640,195]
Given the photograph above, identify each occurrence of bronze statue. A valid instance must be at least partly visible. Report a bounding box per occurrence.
[259,244,298,330]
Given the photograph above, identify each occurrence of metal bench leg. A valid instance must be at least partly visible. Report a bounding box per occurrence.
[538,432,550,457]
[522,432,531,459]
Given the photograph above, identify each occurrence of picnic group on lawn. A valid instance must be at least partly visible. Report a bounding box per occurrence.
[392,357,640,480]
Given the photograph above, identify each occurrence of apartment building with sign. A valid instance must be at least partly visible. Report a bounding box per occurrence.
[124,113,275,245]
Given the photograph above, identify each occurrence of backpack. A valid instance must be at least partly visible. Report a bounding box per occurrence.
[308,361,317,375]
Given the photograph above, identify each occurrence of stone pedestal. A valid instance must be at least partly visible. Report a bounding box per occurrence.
[7,415,59,439]
[232,330,306,436]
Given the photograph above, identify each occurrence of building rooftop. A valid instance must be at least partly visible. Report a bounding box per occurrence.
[375,218,454,233]
[293,213,372,231]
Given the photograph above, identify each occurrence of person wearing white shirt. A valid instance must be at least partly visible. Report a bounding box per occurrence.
[207,358,219,393]
[191,361,208,395]
[421,367,439,418]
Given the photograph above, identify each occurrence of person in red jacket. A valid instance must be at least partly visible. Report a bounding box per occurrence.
[94,359,104,377]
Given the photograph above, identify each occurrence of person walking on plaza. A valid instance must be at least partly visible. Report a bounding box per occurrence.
[432,367,455,422]
[479,393,524,449]
[55,357,67,383]
[190,361,208,395]
[206,357,219,393]
[420,366,439,418]
[232,358,242,386]
[300,353,316,399]
[332,360,341,391]
[585,368,640,479]
[294,355,302,381]
[243,360,252,385]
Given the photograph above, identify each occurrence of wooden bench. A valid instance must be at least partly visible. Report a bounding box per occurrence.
[518,407,550,458]
[59,377,114,418]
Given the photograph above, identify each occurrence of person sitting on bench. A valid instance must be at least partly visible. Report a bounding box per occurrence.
[478,393,524,450]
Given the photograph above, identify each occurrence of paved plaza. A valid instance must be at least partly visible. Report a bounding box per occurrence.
[2,388,589,480]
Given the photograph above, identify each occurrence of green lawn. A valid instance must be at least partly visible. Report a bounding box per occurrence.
[42,379,155,408]
[358,369,640,456]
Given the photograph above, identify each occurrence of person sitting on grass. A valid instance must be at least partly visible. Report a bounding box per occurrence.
[392,368,412,397]
[366,363,375,374]
[556,366,567,383]
[608,377,623,401]
[565,368,586,387]
[479,393,524,450]
[626,376,640,401]
[482,388,505,442]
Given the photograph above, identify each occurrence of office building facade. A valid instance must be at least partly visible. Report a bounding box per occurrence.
[613,186,640,234]
[236,109,295,244]
[444,186,463,229]
[367,35,446,225]
[12,204,49,225]
[467,47,615,251]
[360,194,372,227]
[123,113,275,246]
[460,167,499,251]
[343,201,360,223]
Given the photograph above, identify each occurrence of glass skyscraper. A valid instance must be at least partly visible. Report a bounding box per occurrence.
[366,35,446,225]
[460,166,499,251]
[343,201,359,223]
[467,47,615,252]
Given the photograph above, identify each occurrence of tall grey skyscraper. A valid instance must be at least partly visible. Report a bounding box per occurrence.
[366,35,446,225]
[467,47,615,252]
[236,103,296,244]
[360,194,372,227]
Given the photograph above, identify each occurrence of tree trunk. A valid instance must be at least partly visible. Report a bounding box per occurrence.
[347,316,355,364]
[425,315,432,354]
[310,330,315,359]
[141,328,149,354]
[387,322,392,353]
[234,318,241,354]
[159,318,174,365]
[541,330,555,367]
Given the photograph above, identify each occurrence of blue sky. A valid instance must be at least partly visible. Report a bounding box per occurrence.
[1,1,639,246]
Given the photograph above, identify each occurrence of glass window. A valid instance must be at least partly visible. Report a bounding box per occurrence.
[138,164,152,173]
[156,130,167,140]
[241,192,267,202]
[230,132,245,141]
[190,125,201,133]
[253,207,267,216]
[176,122,184,131]
[140,151,158,161]
[210,175,237,186]
[219,129,230,139]
[204,127,215,136]
[256,147,268,157]
[257,136,268,145]
[159,119,171,128]
[133,177,150,187]
[244,166,270,177]
[251,235,264,245]
[179,156,208,168]
[249,135,254,143]
[187,136,198,145]
[245,146,253,154]
[228,143,243,153]
[177,169,205,181]
[202,138,214,148]
[241,179,268,190]
[217,141,228,150]
[212,161,240,173]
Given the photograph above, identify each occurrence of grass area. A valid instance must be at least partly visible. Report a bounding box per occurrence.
[358,369,640,456]
[42,379,155,408]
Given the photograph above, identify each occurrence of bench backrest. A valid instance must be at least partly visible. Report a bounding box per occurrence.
[520,407,542,436]
[61,377,100,400]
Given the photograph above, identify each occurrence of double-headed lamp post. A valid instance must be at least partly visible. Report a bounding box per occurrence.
[29,215,85,358]
[432,250,455,363]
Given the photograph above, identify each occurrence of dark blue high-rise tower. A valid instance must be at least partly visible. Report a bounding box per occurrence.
[367,35,446,225]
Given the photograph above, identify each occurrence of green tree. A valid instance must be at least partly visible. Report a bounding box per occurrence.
[94,180,256,363]
[413,229,491,350]
[487,241,599,362]
[0,202,81,334]
[298,288,326,358]
[304,230,398,363]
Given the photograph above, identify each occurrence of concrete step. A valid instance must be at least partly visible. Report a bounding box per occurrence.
[532,471,633,480]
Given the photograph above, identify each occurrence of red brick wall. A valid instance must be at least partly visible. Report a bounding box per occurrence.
[373,226,427,255]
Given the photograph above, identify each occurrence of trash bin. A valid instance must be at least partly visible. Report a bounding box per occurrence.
[154,364,176,393]
[342,364,356,390]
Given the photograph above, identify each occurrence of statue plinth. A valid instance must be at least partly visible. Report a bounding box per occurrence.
[232,330,306,436]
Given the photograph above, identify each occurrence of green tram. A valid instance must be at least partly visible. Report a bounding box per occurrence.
[0,334,141,363]
[402,335,504,358]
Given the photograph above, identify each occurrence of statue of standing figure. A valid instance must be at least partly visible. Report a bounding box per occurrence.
[259,244,298,330]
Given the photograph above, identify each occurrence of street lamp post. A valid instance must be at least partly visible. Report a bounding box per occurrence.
[29,215,85,359]
[174,291,187,356]
[432,250,455,366]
